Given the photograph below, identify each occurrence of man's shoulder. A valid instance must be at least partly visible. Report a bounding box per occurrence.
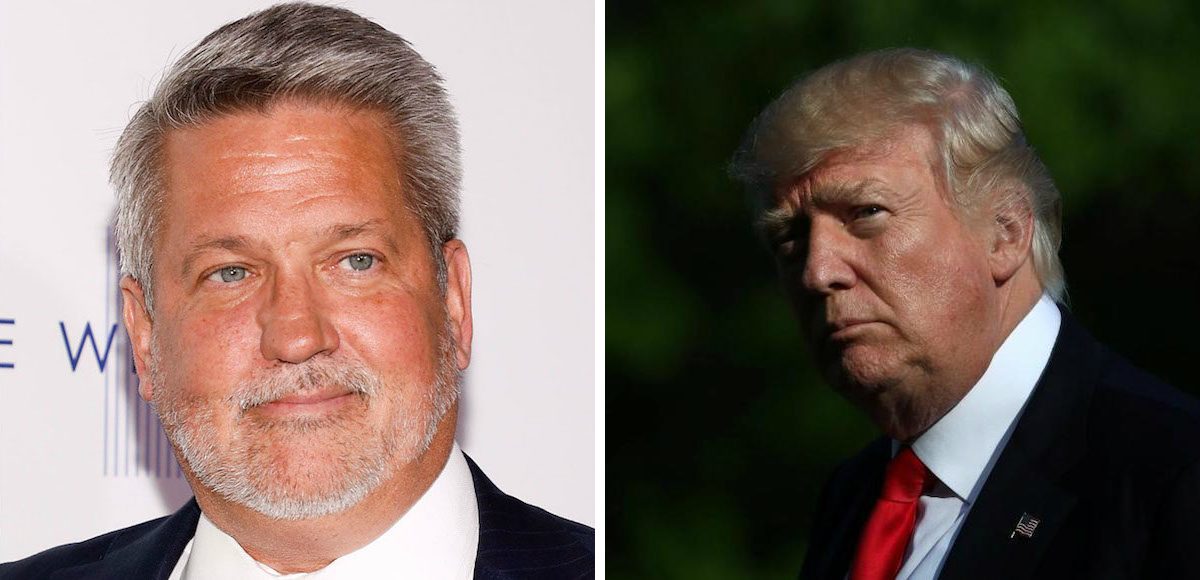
[1086,342,1200,467]
[997,310,1200,503]
[0,523,149,579]
[966,316,1200,576]
[465,454,595,579]
[0,501,198,580]
[475,485,596,548]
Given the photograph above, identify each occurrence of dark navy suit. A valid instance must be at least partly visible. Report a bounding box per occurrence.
[0,454,594,579]
[800,311,1200,579]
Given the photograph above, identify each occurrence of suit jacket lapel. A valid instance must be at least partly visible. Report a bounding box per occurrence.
[802,438,890,579]
[937,310,1096,579]
[469,454,535,580]
[936,443,1077,579]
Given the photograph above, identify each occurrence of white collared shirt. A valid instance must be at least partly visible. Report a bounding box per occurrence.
[167,443,479,580]
[896,295,1061,579]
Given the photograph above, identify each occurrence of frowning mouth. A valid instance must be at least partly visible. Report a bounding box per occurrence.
[826,320,879,342]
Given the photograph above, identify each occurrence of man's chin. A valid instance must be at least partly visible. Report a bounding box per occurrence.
[238,482,379,521]
[221,453,390,521]
[172,421,395,521]
[823,354,904,401]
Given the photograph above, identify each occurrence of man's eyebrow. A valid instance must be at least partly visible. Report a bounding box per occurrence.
[759,179,890,235]
[809,179,889,205]
[324,219,386,241]
[181,235,256,278]
[758,206,796,238]
[322,219,402,256]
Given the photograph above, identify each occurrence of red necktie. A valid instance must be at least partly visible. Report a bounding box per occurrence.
[849,446,930,580]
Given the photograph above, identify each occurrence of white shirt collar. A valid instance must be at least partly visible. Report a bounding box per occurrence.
[909,295,1061,504]
[172,443,479,579]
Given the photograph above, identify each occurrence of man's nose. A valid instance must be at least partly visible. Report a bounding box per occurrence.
[257,272,340,363]
[801,217,857,295]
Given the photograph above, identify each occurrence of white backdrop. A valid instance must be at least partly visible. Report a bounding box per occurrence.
[0,0,594,561]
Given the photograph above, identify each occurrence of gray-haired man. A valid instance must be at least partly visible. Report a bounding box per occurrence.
[732,48,1200,579]
[1,4,592,578]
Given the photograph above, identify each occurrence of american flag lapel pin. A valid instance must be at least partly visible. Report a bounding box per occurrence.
[1010,512,1041,539]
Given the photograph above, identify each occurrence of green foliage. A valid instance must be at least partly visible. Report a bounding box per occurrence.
[607,0,1200,577]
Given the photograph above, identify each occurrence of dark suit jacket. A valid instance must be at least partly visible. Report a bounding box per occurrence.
[801,311,1200,579]
[0,454,594,579]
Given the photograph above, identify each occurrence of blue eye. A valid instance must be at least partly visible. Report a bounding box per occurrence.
[341,254,375,271]
[209,266,247,283]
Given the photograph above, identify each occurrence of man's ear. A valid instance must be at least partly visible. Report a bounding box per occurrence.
[120,276,155,402]
[441,239,473,371]
[988,189,1035,285]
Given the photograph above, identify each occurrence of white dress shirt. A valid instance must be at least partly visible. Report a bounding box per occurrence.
[167,442,480,580]
[896,295,1061,579]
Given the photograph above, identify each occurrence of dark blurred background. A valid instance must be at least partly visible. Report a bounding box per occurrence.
[607,1,1200,577]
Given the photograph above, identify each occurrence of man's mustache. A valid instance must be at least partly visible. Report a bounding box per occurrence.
[231,359,383,411]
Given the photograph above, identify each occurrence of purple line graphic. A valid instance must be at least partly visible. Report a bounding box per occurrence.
[106,235,111,477]
[0,318,14,369]
[104,332,109,475]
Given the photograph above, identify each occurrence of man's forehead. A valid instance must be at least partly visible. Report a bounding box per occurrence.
[161,104,399,198]
[773,178,888,212]
[153,102,416,257]
[163,101,393,160]
[773,125,941,205]
[821,124,937,172]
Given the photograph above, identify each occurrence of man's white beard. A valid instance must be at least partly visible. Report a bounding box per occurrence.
[148,329,460,521]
